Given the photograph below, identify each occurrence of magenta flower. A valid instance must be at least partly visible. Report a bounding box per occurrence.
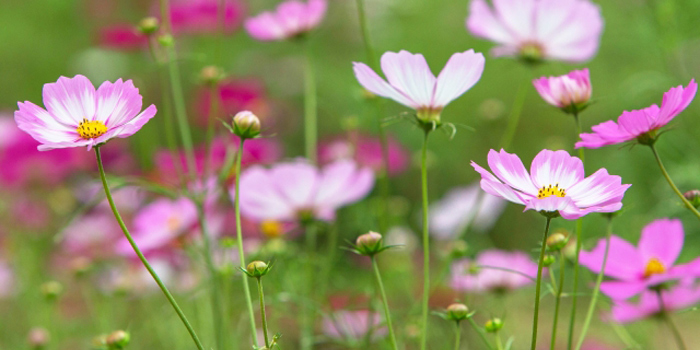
[576,80,697,148]
[533,68,592,112]
[235,159,374,222]
[318,134,410,177]
[471,149,630,219]
[14,75,157,151]
[430,183,506,240]
[244,0,326,41]
[196,79,269,127]
[610,280,700,323]
[466,0,603,62]
[450,249,539,292]
[168,0,245,35]
[322,310,387,343]
[62,212,123,258]
[353,50,485,123]
[98,25,149,51]
[579,218,700,300]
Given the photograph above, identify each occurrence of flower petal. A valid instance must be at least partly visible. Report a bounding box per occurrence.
[236,165,296,221]
[579,235,644,280]
[353,62,417,108]
[95,79,143,128]
[471,160,529,205]
[487,149,538,196]
[380,50,436,107]
[600,280,648,300]
[313,159,375,215]
[14,101,78,148]
[567,168,630,208]
[530,149,584,190]
[466,0,515,45]
[637,218,684,267]
[431,50,485,107]
[43,75,97,126]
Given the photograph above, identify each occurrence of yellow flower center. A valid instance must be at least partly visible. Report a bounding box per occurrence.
[166,216,181,231]
[77,118,107,139]
[260,220,283,238]
[644,258,666,278]
[537,184,567,199]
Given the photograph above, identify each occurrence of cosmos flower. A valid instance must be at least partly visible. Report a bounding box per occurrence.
[168,0,246,35]
[610,280,700,323]
[14,75,157,151]
[98,24,149,51]
[353,50,485,123]
[429,183,506,240]
[318,134,409,177]
[196,79,269,127]
[244,0,326,41]
[466,0,603,62]
[235,159,374,223]
[576,80,697,148]
[450,249,539,292]
[579,218,700,300]
[533,68,592,112]
[471,149,630,219]
[322,310,387,343]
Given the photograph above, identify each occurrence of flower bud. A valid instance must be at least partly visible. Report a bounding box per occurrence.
[355,231,384,256]
[533,69,591,114]
[200,65,225,86]
[684,190,700,208]
[246,261,270,278]
[137,17,159,35]
[106,330,130,349]
[41,281,63,301]
[157,34,174,47]
[28,327,50,349]
[546,232,569,252]
[446,303,469,322]
[484,318,503,333]
[448,240,469,260]
[232,111,261,139]
[542,254,556,267]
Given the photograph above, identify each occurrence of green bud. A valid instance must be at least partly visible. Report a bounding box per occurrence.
[137,17,159,35]
[684,190,700,208]
[41,281,63,301]
[448,240,469,259]
[542,254,556,267]
[484,318,503,333]
[246,261,270,278]
[446,303,469,322]
[355,231,383,256]
[231,111,261,139]
[200,65,225,86]
[546,232,569,251]
[106,330,130,349]
[157,34,174,47]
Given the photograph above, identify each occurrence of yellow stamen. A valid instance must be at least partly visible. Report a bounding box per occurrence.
[537,183,567,199]
[166,216,181,231]
[644,258,665,278]
[76,118,107,139]
[260,220,283,238]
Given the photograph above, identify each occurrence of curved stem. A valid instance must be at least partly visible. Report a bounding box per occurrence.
[567,114,585,350]
[467,317,494,350]
[575,216,613,350]
[649,144,700,220]
[234,138,260,346]
[530,217,552,350]
[257,278,271,348]
[304,40,318,164]
[550,253,566,350]
[419,131,431,350]
[454,322,461,350]
[94,147,205,350]
[498,78,528,150]
[372,257,398,350]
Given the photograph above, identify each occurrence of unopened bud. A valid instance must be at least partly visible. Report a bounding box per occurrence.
[28,327,50,349]
[542,254,556,267]
[684,190,700,208]
[546,232,569,251]
[484,318,503,333]
[137,17,159,35]
[106,330,130,349]
[232,111,261,139]
[157,34,174,47]
[448,240,469,259]
[446,303,469,322]
[355,231,384,256]
[200,65,225,86]
[41,281,63,301]
[246,261,270,278]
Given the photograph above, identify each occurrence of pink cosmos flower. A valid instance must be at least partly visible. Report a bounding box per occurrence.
[318,134,409,177]
[168,0,246,35]
[450,249,539,292]
[98,24,149,51]
[353,50,485,123]
[579,218,700,300]
[244,0,327,41]
[196,79,269,127]
[235,159,374,222]
[576,80,697,148]
[471,149,630,219]
[62,211,122,258]
[466,0,603,62]
[610,280,700,323]
[430,183,506,240]
[322,310,387,343]
[533,68,592,111]
[15,75,157,151]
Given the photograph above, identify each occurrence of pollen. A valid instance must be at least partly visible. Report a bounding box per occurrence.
[260,220,283,238]
[537,184,566,199]
[76,118,107,139]
[643,258,665,278]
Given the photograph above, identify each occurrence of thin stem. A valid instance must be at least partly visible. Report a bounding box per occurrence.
[498,78,528,150]
[94,147,205,350]
[419,131,431,350]
[304,40,318,164]
[234,137,260,346]
[300,223,318,350]
[567,114,585,350]
[257,278,271,348]
[318,223,339,300]
[530,217,552,350]
[454,322,461,350]
[467,317,494,350]
[656,290,687,350]
[495,333,504,350]
[550,253,566,350]
[371,257,398,350]
[204,83,219,178]
[355,0,376,67]
[575,216,613,350]
[195,204,225,350]
[649,144,700,220]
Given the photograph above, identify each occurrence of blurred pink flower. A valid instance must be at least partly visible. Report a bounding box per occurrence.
[168,0,246,35]
[611,280,700,323]
[15,75,157,151]
[62,211,123,258]
[533,68,592,110]
[429,183,506,240]
[471,149,630,219]
[353,50,484,122]
[450,249,539,292]
[235,159,374,222]
[244,0,326,41]
[576,80,697,149]
[579,218,700,300]
[196,79,269,127]
[466,0,603,62]
[0,260,14,298]
[98,24,149,51]
[322,310,387,343]
[318,134,409,177]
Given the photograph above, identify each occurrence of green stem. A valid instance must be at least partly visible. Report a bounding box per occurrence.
[300,223,318,350]
[371,257,398,350]
[495,333,504,350]
[204,83,219,178]
[94,147,205,350]
[467,317,494,350]
[498,78,528,150]
[257,278,271,348]
[567,114,585,350]
[233,137,260,346]
[657,291,687,350]
[574,216,612,350]
[318,223,339,300]
[550,253,566,350]
[195,204,225,350]
[649,144,700,220]
[304,40,318,163]
[454,322,461,350]
[530,217,553,350]
[419,131,431,350]
[355,0,376,67]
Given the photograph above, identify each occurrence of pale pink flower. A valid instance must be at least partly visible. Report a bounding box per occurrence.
[466,0,603,62]
[318,134,409,177]
[353,50,485,122]
[576,80,697,148]
[235,159,374,222]
[322,310,387,343]
[168,0,246,35]
[430,183,506,240]
[62,211,122,258]
[14,75,157,151]
[451,249,539,292]
[533,68,592,111]
[0,260,14,298]
[611,280,700,323]
[471,149,630,219]
[244,0,326,41]
[579,218,700,300]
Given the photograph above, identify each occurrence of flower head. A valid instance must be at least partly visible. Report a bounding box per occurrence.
[167,0,246,35]
[533,68,592,113]
[610,280,700,323]
[15,75,157,151]
[576,80,697,148]
[450,249,539,293]
[579,218,700,300]
[471,149,630,219]
[244,0,327,41]
[353,50,485,123]
[430,183,506,240]
[322,310,387,343]
[466,0,603,63]
[318,134,409,177]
